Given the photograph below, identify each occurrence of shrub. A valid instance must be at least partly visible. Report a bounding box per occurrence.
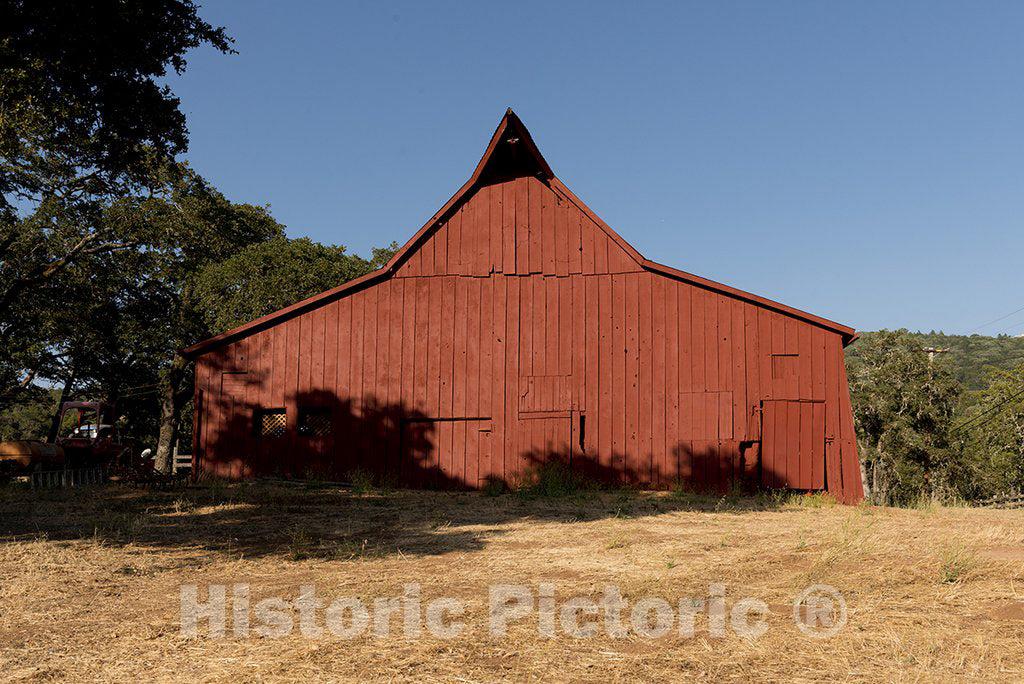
[516,459,591,498]
[347,468,375,495]
[481,476,506,497]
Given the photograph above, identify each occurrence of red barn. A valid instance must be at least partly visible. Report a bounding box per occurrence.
[182,110,864,503]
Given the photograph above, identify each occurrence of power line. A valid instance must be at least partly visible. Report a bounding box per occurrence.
[968,304,1024,334]
[951,386,1024,434]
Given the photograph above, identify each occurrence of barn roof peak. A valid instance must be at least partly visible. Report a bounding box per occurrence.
[471,108,555,184]
[181,111,857,358]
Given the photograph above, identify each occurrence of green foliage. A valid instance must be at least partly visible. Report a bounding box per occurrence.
[0,386,56,440]
[846,330,963,505]
[847,331,1024,504]
[0,0,238,443]
[0,0,232,214]
[287,526,313,561]
[863,331,1024,391]
[481,476,506,497]
[938,543,977,584]
[192,237,397,335]
[516,460,592,498]
[347,468,375,495]
[958,363,1024,497]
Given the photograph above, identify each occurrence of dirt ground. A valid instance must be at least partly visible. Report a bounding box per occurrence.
[0,482,1022,683]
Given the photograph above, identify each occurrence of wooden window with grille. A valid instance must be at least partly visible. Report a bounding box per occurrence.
[255,408,287,438]
[298,407,332,437]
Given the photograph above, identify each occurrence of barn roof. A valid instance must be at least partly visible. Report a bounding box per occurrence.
[182,110,856,358]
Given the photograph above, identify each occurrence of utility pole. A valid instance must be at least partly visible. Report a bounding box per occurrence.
[920,347,950,365]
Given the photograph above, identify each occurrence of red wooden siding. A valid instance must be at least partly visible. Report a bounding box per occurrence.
[394,177,641,279]
[187,110,864,503]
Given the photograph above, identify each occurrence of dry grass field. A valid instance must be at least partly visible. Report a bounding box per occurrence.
[1,480,1023,682]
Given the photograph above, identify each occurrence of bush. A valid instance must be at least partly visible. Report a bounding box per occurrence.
[481,476,506,497]
[347,468,375,494]
[516,460,591,498]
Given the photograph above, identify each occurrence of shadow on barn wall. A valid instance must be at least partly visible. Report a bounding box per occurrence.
[195,339,779,493]
[198,390,770,496]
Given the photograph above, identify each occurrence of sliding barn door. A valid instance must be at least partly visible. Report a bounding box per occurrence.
[760,400,826,490]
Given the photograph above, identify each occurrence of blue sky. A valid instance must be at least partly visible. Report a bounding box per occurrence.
[167,1,1024,335]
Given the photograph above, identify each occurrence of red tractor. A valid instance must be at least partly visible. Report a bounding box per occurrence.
[54,401,137,468]
[0,401,151,481]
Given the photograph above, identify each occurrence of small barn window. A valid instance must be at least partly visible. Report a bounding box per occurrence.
[298,407,332,437]
[255,409,287,438]
[771,354,799,380]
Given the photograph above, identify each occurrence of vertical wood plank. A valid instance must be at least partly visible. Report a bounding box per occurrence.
[555,193,569,277]
[520,277,533,378]
[560,275,573,380]
[347,293,365,470]
[412,280,428,412]
[528,178,542,274]
[758,308,773,401]
[799,323,813,400]
[625,272,640,481]
[502,181,516,274]
[323,301,338,401]
[473,189,489,276]
[568,202,582,275]
[785,398,799,488]
[488,184,502,273]
[597,274,613,473]
[466,278,480,418]
[400,279,416,409]
[582,209,596,275]
[491,277,507,480]
[837,359,863,502]
[678,283,694,484]
[440,277,456,418]
[650,275,666,485]
[744,304,761,480]
[546,277,559,378]
[812,327,826,402]
[386,281,403,478]
[506,277,521,480]
[336,297,351,472]
[665,281,680,485]
[373,282,390,478]
[811,401,825,490]
[479,278,492,418]
[584,276,600,457]
[610,274,625,479]
[570,275,584,411]
[426,279,442,416]
[593,225,609,274]
[460,195,473,275]
[516,178,530,274]
[762,402,776,489]
[638,273,654,483]
[542,181,557,275]
[452,278,468,418]
[824,333,842,495]
[436,215,450,276]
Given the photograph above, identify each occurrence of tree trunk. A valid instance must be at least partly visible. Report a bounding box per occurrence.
[857,438,872,501]
[47,368,76,443]
[154,354,191,473]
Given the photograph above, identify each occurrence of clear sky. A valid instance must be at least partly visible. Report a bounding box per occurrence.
[166,1,1024,336]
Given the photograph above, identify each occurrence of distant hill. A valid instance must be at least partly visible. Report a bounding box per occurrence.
[848,331,1024,390]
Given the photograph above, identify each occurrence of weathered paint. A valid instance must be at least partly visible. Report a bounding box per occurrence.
[185,110,864,503]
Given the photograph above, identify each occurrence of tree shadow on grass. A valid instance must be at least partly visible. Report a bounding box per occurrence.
[0,351,834,559]
[0,470,824,562]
